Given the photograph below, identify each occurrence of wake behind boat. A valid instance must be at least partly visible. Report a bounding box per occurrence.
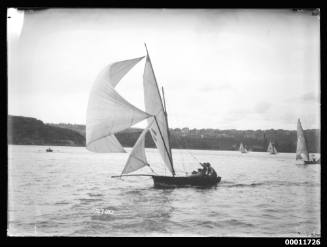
[86,44,221,188]
[296,119,320,165]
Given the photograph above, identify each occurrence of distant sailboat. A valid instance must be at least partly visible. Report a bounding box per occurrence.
[296,119,320,165]
[86,44,221,188]
[239,142,247,153]
[267,141,277,155]
[46,147,53,152]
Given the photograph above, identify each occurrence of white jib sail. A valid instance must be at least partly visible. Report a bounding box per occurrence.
[86,56,150,153]
[143,54,174,175]
[121,119,154,175]
[296,119,309,161]
[273,146,277,154]
[267,142,273,153]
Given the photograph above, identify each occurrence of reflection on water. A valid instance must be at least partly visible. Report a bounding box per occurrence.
[8,145,320,236]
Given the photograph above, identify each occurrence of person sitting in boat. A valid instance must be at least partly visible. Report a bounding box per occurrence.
[200,162,211,175]
[208,165,217,178]
[191,168,203,177]
[201,162,217,177]
[206,163,214,176]
[202,165,208,176]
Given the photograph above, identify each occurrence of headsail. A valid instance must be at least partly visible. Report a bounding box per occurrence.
[121,119,154,175]
[267,141,277,154]
[86,56,150,153]
[267,142,272,153]
[273,146,278,154]
[296,119,309,161]
[143,45,175,175]
[239,142,247,153]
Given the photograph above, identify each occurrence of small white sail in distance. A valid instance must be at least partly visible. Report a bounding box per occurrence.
[239,142,247,153]
[86,56,151,153]
[267,141,272,153]
[267,141,277,154]
[296,119,309,161]
[273,146,278,154]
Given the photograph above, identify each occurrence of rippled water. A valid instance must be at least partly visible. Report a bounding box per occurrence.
[8,145,320,236]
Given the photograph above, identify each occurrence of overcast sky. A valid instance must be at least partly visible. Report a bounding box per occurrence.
[7,8,320,130]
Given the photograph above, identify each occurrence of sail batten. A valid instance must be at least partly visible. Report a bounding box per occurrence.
[86,56,149,153]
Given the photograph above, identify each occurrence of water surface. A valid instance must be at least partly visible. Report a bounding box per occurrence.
[8,145,320,236]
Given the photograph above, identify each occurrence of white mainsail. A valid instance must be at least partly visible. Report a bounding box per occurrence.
[273,146,278,154]
[86,56,150,153]
[121,119,154,174]
[296,119,309,161]
[267,142,272,153]
[143,50,175,175]
[239,142,247,153]
[267,141,277,154]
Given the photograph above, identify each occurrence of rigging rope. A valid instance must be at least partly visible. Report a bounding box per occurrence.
[174,135,202,172]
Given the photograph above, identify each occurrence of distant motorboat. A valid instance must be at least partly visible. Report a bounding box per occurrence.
[46,147,53,152]
[296,119,320,165]
[267,141,278,155]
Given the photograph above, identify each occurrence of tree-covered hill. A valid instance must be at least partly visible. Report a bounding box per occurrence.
[7,115,320,153]
[48,120,320,153]
[8,115,85,146]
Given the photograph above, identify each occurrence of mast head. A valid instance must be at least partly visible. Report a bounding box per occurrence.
[144,42,149,56]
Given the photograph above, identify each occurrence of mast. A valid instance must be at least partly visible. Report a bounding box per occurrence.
[144,43,176,176]
[161,86,173,159]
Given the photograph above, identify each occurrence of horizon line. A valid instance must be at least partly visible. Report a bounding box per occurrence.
[8,114,321,132]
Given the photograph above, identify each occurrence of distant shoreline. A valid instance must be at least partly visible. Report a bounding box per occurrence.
[8,115,321,153]
[8,144,321,155]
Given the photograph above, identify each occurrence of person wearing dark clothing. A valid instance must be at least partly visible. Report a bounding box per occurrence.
[202,162,211,175]
[210,168,217,178]
[202,166,208,175]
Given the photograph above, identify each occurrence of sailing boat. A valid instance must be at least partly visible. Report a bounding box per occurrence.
[239,142,247,153]
[296,118,320,165]
[267,141,277,154]
[86,44,221,188]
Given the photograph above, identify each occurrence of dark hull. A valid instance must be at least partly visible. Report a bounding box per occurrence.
[304,160,320,165]
[152,175,221,188]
